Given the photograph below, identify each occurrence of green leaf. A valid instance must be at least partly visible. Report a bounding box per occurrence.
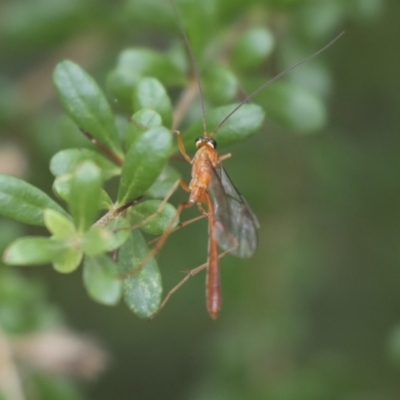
[53,248,83,273]
[104,215,131,246]
[3,237,67,266]
[184,103,265,150]
[146,165,181,199]
[296,0,344,41]
[0,175,68,226]
[99,190,113,210]
[44,209,76,238]
[118,126,173,205]
[53,60,122,158]
[232,27,275,71]
[203,65,238,105]
[82,227,128,256]
[50,149,121,180]
[69,161,102,232]
[107,48,184,109]
[118,230,162,318]
[52,174,72,202]
[257,81,327,133]
[126,109,162,151]
[0,220,22,254]
[129,200,179,235]
[53,174,111,210]
[83,255,121,306]
[133,78,173,128]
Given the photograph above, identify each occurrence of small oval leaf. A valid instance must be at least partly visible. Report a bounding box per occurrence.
[3,237,67,266]
[232,27,275,71]
[50,149,120,180]
[69,161,103,232]
[107,48,184,109]
[53,60,122,158]
[133,78,173,128]
[146,165,181,199]
[104,215,131,245]
[203,65,238,105]
[44,209,76,238]
[118,126,172,205]
[184,103,265,150]
[258,81,327,133]
[82,227,128,256]
[53,248,83,273]
[52,174,72,202]
[83,255,122,306]
[129,200,179,235]
[0,175,69,226]
[126,109,162,151]
[118,230,162,318]
[53,174,112,211]
[99,190,114,210]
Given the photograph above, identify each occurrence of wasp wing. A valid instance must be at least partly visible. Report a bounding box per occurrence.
[208,165,259,258]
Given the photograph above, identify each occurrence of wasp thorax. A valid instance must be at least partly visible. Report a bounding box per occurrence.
[195,137,217,149]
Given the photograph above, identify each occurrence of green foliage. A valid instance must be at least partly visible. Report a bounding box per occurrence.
[232,27,275,71]
[0,175,68,226]
[129,199,179,235]
[184,103,265,149]
[44,209,75,238]
[3,237,70,266]
[0,0,344,324]
[3,54,179,311]
[133,78,174,128]
[83,255,122,305]
[53,61,123,159]
[118,230,162,318]
[1,0,389,398]
[50,149,121,180]
[203,65,238,105]
[146,165,181,199]
[118,126,173,204]
[107,48,184,109]
[126,109,163,151]
[69,161,103,232]
[257,81,327,133]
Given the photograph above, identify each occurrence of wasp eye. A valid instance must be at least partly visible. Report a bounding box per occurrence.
[209,138,217,149]
[195,137,203,148]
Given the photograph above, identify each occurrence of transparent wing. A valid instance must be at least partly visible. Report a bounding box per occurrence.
[208,165,259,258]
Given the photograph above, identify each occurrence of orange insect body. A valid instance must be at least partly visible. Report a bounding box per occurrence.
[188,141,219,204]
[171,132,259,318]
[188,139,223,318]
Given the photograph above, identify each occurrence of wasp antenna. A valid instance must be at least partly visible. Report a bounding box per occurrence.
[168,0,208,135]
[210,31,345,137]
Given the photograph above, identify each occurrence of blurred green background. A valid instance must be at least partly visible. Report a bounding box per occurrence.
[1,0,400,399]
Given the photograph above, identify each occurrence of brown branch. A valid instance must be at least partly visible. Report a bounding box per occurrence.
[80,129,123,166]
[93,196,143,228]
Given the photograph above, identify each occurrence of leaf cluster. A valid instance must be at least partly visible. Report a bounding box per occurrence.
[0,9,267,318]
[0,0,348,320]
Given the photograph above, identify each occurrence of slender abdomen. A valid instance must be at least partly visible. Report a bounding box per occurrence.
[205,192,221,319]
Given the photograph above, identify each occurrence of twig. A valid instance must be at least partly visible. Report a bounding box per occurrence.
[92,197,143,228]
[80,129,124,166]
